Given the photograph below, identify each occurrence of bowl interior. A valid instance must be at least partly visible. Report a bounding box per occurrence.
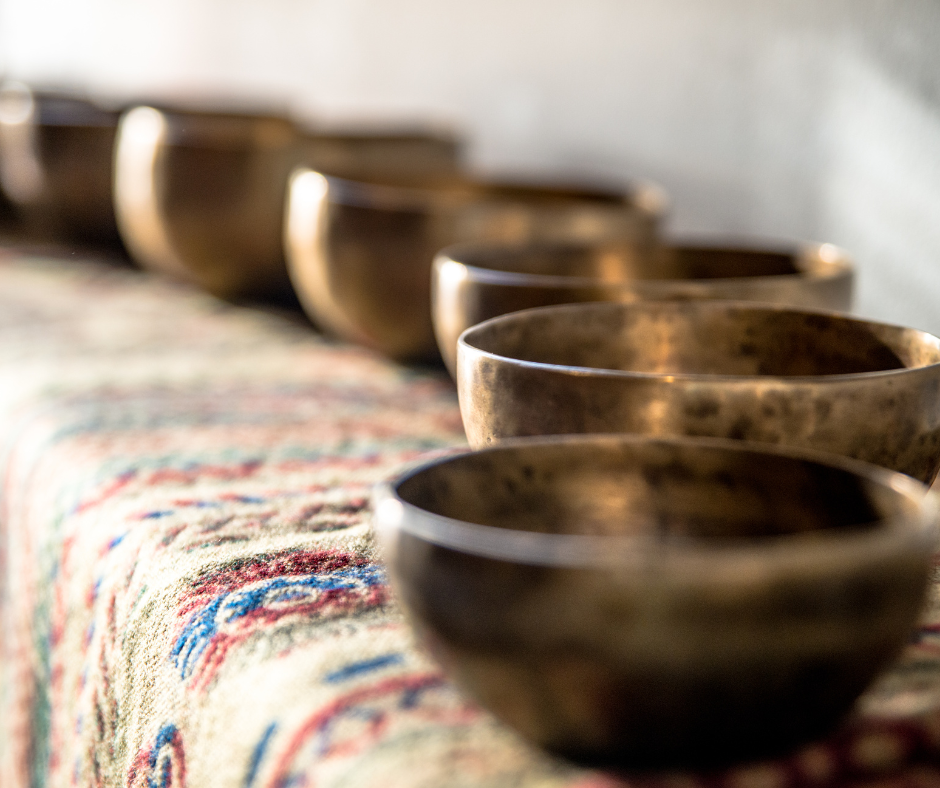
[466,302,940,377]
[327,170,637,209]
[453,243,814,282]
[396,440,911,547]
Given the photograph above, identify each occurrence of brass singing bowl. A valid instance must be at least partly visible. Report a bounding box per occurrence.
[433,240,853,375]
[374,434,938,767]
[285,167,666,361]
[113,105,303,300]
[0,82,122,245]
[458,301,940,483]
[114,107,462,301]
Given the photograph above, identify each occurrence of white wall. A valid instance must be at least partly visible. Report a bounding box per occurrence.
[1,0,939,332]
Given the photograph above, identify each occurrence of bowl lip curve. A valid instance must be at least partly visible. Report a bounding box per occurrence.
[297,124,462,147]
[434,239,853,289]
[116,104,299,150]
[120,103,295,124]
[296,165,658,215]
[373,434,937,569]
[457,299,940,384]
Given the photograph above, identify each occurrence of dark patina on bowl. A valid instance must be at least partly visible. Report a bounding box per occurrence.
[433,239,853,375]
[374,435,938,768]
[458,300,940,483]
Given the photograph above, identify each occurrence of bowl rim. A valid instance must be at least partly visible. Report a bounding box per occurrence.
[117,104,299,150]
[290,164,662,216]
[457,299,940,383]
[434,239,853,290]
[0,83,120,129]
[297,125,462,146]
[373,434,938,570]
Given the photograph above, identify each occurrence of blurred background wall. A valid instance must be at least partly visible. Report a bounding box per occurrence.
[1,0,938,332]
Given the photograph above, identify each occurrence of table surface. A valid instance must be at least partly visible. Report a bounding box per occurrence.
[0,246,938,788]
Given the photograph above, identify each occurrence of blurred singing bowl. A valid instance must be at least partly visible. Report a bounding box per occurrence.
[433,239,853,375]
[458,301,940,483]
[374,434,938,767]
[113,105,303,300]
[0,82,122,245]
[285,167,666,361]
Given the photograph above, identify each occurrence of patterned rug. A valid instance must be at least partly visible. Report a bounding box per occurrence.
[0,247,938,788]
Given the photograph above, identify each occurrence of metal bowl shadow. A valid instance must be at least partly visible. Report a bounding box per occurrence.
[285,167,666,361]
[0,82,122,246]
[433,239,853,375]
[374,434,938,768]
[113,106,463,302]
[457,300,940,483]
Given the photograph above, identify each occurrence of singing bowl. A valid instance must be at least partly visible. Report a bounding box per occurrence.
[113,105,303,300]
[374,434,938,767]
[433,240,853,375]
[0,83,121,245]
[458,301,940,483]
[285,167,666,361]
